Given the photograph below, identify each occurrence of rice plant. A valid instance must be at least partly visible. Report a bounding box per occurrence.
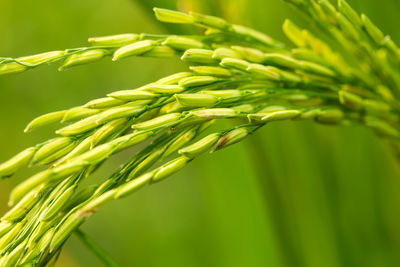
[0,0,399,266]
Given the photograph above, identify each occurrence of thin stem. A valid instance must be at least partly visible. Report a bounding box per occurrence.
[75,229,121,267]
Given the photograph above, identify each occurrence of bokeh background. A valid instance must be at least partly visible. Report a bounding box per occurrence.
[1,0,400,266]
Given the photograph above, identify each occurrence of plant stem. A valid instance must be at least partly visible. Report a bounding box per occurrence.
[74,229,120,267]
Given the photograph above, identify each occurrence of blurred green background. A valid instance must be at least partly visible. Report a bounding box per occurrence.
[1,0,400,266]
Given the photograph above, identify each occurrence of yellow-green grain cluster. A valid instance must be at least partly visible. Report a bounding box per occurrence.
[0,1,400,265]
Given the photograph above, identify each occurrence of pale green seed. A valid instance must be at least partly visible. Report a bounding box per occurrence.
[232,104,256,113]
[55,137,92,165]
[0,221,24,252]
[112,40,156,61]
[153,8,194,24]
[203,27,221,35]
[96,106,145,124]
[179,133,219,158]
[38,142,77,165]
[250,107,286,120]
[282,19,306,47]
[0,222,13,239]
[178,75,219,88]
[263,53,301,69]
[337,13,360,41]
[162,35,204,50]
[24,110,66,132]
[231,24,279,47]
[198,119,216,133]
[132,113,182,131]
[189,66,232,77]
[72,143,115,164]
[300,108,321,120]
[93,179,114,196]
[160,101,184,114]
[2,186,41,221]
[181,48,216,64]
[361,14,385,44]
[190,108,237,118]
[41,186,77,221]
[56,114,101,136]
[50,212,84,252]
[84,97,126,109]
[163,127,198,158]
[153,156,189,182]
[363,99,391,114]
[107,89,157,101]
[143,84,184,93]
[0,63,27,75]
[316,108,344,124]
[250,64,301,82]
[168,116,205,130]
[80,189,117,212]
[274,68,302,83]
[67,185,98,209]
[338,0,362,28]
[200,90,241,98]
[291,48,328,66]
[115,172,154,199]
[25,221,49,252]
[0,147,36,178]
[300,61,335,77]
[231,46,266,63]
[176,93,218,107]
[30,225,55,254]
[0,51,64,75]
[156,72,193,85]
[59,49,106,71]
[46,164,84,186]
[20,228,54,265]
[212,48,242,60]
[189,11,229,29]
[128,149,164,179]
[142,45,176,58]
[0,240,27,267]
[88,33,139,46]
[339,90,363,110]
[246,64,280,80]
[33,137,72,164]
[90,118,128,147]
[280,94,310,101]
[18,51,65,65]
[260,105,287,113]
[220,58,250,71]
[318,0,337,21]
[62,107,100,123]
[10,174,50,206]
[113,131,155,152]
[214,128,250,152]
[260,110,301,122]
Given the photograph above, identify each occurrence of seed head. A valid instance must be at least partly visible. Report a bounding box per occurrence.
[112,40,157,61]
[88,33,139,46]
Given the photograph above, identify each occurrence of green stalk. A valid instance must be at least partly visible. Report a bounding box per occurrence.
[74,229,120,267]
